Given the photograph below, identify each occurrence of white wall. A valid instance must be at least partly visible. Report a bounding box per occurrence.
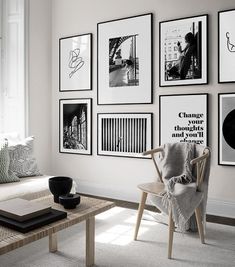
[51,0,235,217]
[28,0,52,174]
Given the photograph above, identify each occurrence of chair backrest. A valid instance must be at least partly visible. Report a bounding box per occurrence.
[143,145,210,190]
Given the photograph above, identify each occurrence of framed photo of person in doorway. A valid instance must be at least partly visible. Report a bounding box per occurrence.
[159,15,208,87]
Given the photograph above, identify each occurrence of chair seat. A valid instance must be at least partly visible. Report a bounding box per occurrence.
[138,182,165,196]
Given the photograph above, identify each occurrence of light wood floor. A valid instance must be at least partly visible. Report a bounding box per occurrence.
[79,193,235,227]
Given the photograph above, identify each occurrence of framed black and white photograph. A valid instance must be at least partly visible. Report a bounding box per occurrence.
[159,94,208,146]
[97,13,152,105]
[59,33,92,91]
[160,15,208,87]
[59,98,92,155]
[218,93,235,166]
[97,113,153,158]
[218,9,235,83]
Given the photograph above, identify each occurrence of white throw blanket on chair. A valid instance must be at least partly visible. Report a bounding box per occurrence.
[158,143,204,232]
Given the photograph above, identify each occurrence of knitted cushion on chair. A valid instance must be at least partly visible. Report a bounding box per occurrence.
[0,140,20,184]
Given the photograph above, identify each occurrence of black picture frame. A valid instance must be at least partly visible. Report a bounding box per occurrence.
[97,113,153,158]
[59,98,92,155]
[59,33,92,91]
[97,13,153,105]
[218,93,235,166]
[218,9,235,83]
[159,14,208,87]
[159,93,208,146]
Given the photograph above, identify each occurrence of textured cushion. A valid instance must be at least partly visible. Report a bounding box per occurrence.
[8,136,41,177]
[0,141,20,184]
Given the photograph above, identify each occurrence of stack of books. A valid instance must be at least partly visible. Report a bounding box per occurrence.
[0,198,67,233]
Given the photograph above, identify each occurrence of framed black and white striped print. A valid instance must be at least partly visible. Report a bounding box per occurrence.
[97,113,153,158]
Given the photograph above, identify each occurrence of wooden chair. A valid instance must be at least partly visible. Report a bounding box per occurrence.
[134,146,210,259]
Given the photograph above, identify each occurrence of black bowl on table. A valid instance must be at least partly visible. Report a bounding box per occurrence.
[48,176,73,203]
[59,193,81,209]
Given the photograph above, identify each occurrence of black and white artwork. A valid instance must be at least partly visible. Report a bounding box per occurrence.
[109,35,139,87]
[218,93,235,165]
[60,98,92,155]
[59,33,92,91]
[97,113,152,158]
[160,94,208,146]
[98,13,152,105]
[218,9,235,83]
[160,15,208,86]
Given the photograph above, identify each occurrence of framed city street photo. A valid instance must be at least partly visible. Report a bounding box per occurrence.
[59,98,92,155]
[97,13,153,105]
[218,93,235,165]
[160,15,208,87]
[159,94,208,146]
[218,9,235,83]
[59,33,92,91]
[97,113,153,158]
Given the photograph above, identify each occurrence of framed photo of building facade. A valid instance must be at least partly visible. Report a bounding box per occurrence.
[97,13,153,105]
[159,94,208,146]
[59,33,92,91]
[218,9,235,83]
[218,93,235,166]
[97,113,153,158]
[59,98,92,155]
[160,15,208,87]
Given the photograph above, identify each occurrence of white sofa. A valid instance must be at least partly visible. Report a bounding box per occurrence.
[0,175,53,201]
[0,175,77,202]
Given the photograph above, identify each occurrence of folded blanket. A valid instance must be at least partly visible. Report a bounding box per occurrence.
[157,143,206,232]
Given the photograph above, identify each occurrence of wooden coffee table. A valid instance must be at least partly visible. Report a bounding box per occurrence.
[0,195,115,266]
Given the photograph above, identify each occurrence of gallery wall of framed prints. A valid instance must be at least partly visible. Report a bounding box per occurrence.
[59,98,92,155]
[59,33,92,91]
[159,94,208,146]
[159,14,208,87]
[97,13,153,105]
[57,9,235,169]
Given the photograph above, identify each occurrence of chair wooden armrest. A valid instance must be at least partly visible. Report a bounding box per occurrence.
[142,147,163,156]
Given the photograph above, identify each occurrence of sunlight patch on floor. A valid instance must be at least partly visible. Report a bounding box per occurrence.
[124,215,158,226]
[96,222,149,246]
[96,207,125,220]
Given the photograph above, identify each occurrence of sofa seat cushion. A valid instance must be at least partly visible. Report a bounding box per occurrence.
[0,175,53,202]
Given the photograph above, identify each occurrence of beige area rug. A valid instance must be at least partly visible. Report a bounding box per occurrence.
[0,207,234,267]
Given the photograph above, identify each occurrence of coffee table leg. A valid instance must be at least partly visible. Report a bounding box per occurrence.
[86,216,95,267]
[49,232,57,252]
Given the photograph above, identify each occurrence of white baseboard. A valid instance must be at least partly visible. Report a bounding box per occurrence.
[77,180,235,219]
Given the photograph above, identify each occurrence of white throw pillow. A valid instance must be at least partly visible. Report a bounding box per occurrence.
[8,136,41,177]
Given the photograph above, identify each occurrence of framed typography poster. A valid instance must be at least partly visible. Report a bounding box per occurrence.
[159,94,208,146]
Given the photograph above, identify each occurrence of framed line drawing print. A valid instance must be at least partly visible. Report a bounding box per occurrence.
[159,94,208,146]
[97,113,153,158]
[160,15,208,87]
[59,33,92,91]
[218,9,235,83]
[59,98,92,155]
[97,13,153,105]
[218,93,235,166]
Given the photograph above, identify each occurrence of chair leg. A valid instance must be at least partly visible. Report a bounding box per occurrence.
[134,191,147,240]
[195,207,205,244]
[168,208,174,259]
